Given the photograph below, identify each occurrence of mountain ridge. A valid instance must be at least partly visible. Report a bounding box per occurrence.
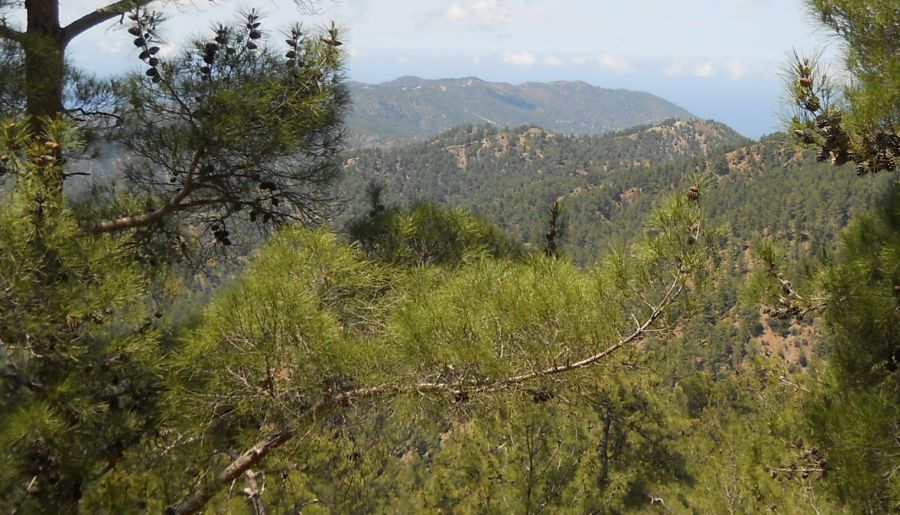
[345,76,694,148]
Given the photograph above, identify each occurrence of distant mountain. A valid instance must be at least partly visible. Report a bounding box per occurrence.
[345,77,694,147]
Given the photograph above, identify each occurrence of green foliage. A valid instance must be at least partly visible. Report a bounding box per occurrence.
[821,183,900,386]
[673,378,833,514]
[681,373,713,418]
[381,193,715,387]
[543,200,565,257]
[416,378,686,513]
[2,5,351,250]
[774,3,900,510]
[8,2,894,510]
[0,121,161,512]
[0,37,23,117]
[347,201,520,267]
[92,12,349,240]
[115,189,714,511]
[803,181,900,511]
[388,256,614,383]
[809,0,900,134]
[743,183,900,511]
[168,227,395,440]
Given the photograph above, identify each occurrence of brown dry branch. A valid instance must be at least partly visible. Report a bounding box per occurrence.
[78,144,206,235]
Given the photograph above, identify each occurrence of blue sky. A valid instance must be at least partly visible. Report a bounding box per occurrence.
[47,0,837,138]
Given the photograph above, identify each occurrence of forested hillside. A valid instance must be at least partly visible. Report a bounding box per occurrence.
[1,0,897,512]
[339,119,889,264]
[345,77,694,147]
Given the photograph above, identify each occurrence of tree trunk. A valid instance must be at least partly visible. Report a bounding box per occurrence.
[23,0,65,191]
[25,0,64,122]
[598,406,612,490]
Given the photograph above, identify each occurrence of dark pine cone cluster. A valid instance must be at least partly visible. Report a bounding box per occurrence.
[792,63,897,175]
[128,10,163,83]
[769,439,828,482]
[859,131,899,175]
[244,11,263,50]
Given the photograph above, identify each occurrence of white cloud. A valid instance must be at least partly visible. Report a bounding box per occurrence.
[665,57,773,80]
[544,55,564,66]
[439,0,509,28]
[503,50,536,66]
[597,53,636,74]
[693,61,717,77]
[722,58,775,80]
[94,35,178,57]
[723,58,751,79]
[470,0,509,26]
[473,55,482,65]
[397,55,410,64]
[155,43,180,59]
[441,4,469,22]
[663,57,687,77]
[571,55,591,65]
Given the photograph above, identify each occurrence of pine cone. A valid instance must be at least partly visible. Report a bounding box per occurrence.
[876,153,895,172]
[804,96,821,112]
[687,186,700,201]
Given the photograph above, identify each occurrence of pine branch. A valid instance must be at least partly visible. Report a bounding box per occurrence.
[498,274,683,387]
[224,450,267,515]
[168,272,687,514]
[65,107,123,123]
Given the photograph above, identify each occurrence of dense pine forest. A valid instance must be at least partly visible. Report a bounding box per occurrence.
[0,0,897,513]
[338,120,889,263]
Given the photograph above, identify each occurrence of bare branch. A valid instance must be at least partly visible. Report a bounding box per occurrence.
[61,0,150,45]
[0,20,25,43]
[223,450,267,515]
[78,145,205,235]
[241,468,266,515]
[171,430,295,515]
[65,107,123,123]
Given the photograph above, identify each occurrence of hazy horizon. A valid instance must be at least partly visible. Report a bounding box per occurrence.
[344,72,785,139]
[50,1,838,138]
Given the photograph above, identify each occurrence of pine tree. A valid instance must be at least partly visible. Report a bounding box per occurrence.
[777,2,899,509]
[802,183,900,511]
[786,0,899,175]
[544,200,565,258]
[0,1,347,244]
[347,200,520,266]
[0,122,162,512]
[0,2,348,509]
